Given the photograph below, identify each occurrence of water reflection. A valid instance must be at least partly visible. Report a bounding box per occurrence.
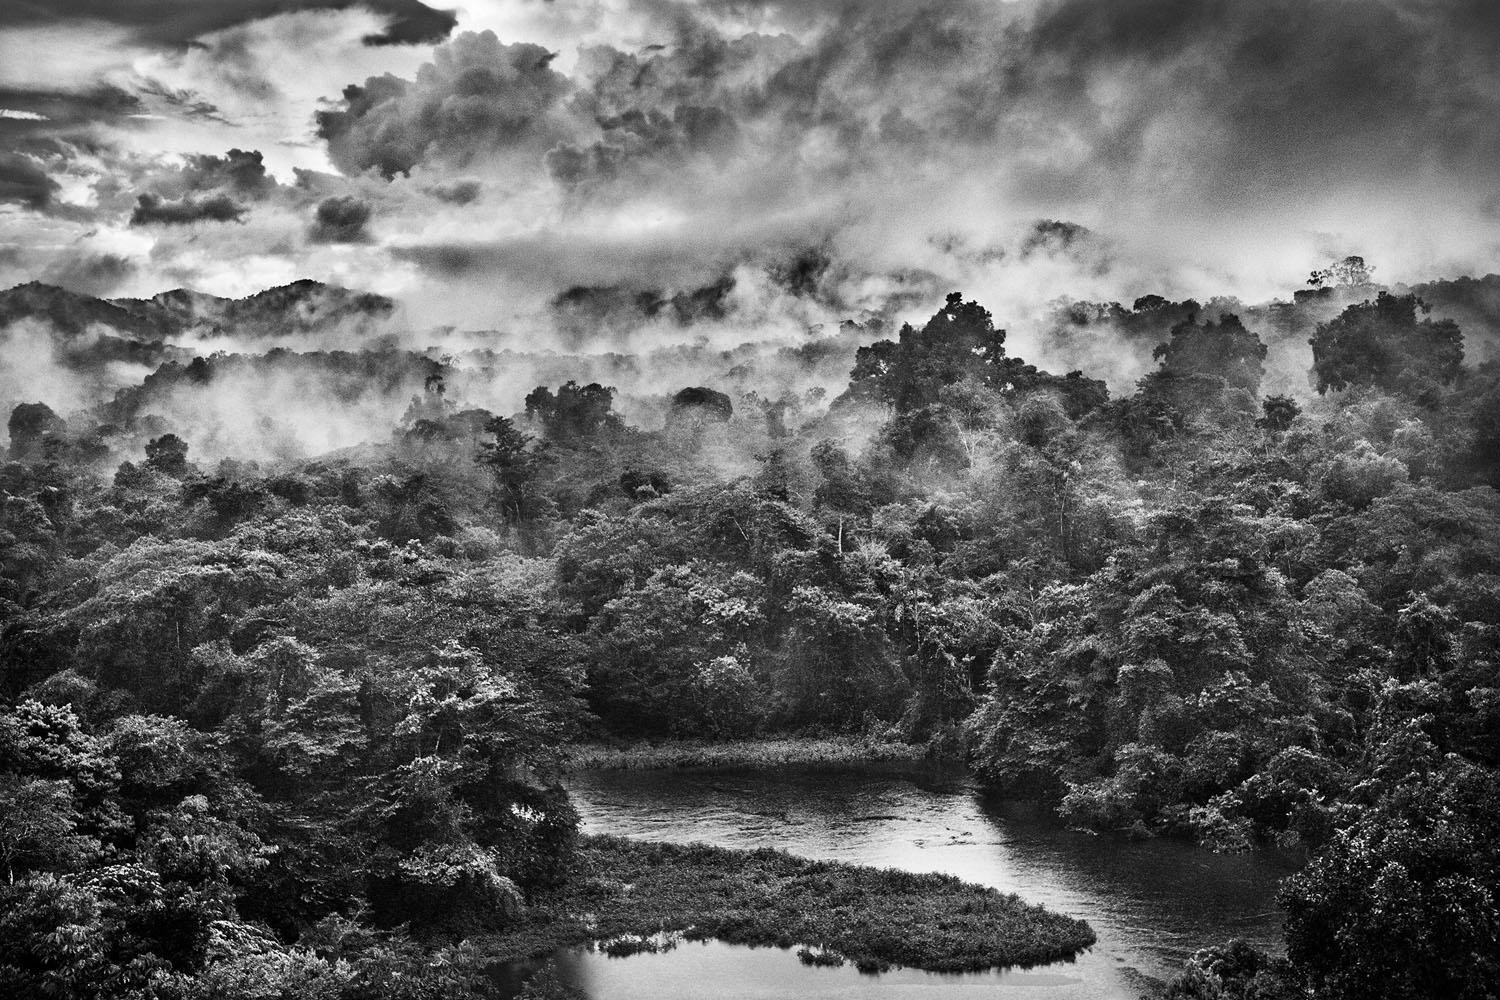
[556,939,1089,999]
[520,761,1299,1000]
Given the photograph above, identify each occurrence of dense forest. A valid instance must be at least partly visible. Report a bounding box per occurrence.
[2,263,1498,999]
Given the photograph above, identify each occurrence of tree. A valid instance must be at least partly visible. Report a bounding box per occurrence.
[1166,939,1297,1000]
[475,416,553,525]
[525,381,622,442]
[0,493,60,610]
[64,537,295,713]
[7,403,65,461]
[1308,255,1375,289]
[846,293,1008,413]
[968,497,1322,833]
[810,440,879,517]
[0,702,123,843]
[845,293,1106,419]
[1310,293,1463,399]
[668,387,734,424]
[778,585,908,726]
[145,434,191,477]
[1255,396,1300,433]
[0,776,92,881]
[584,564,766,735]
[1280,736,1500,1000]
[1153,313,1268,395]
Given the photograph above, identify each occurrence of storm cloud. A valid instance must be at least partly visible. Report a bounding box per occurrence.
[0,0,457,48]
[2,0,1500,334]
[315,32,576,177]
[40,252,137,296]
[308,195,373,243]
[130,192,247,226]
[0,152,57,209]
[1016,0,1500,202]
[303,0,1492,325]
[178,149,277,198]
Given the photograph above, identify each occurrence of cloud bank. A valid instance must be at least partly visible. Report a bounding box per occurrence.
[0,0,1496,350]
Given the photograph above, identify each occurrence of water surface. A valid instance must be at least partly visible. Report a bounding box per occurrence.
[523,761,1298,999]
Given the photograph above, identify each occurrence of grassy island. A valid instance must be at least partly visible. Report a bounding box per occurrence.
[566,736,928,771]
[484,835,1096,974]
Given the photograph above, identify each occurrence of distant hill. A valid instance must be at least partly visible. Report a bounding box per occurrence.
[0,281,184,372]
[0,281,162,342]
[110,279,397,340]
[0,278,396,345]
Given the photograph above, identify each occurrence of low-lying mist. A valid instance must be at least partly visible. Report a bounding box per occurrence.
[4,251,1499,468]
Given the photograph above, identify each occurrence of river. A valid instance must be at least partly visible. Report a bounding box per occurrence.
[501,760,1300,1000]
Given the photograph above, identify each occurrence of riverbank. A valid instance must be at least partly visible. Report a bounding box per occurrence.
[481,834,1096,975]
[565,735,929,770]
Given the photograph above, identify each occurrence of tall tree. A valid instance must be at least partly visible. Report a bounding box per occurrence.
[1310,293,1463,400]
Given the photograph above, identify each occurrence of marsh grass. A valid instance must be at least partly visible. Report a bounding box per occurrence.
[482,835,1096,974]
[566,736,926,771]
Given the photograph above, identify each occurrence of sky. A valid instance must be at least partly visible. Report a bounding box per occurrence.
[3,0,1500,337]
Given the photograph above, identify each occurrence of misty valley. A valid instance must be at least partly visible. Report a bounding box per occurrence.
[1,266,1497,1000]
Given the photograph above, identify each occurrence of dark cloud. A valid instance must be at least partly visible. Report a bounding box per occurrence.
[768,245,835,299]
[345,2,1500,212]
[291,168,349,198]
[316,32,574,177]
[736,3,1006,150]
[115,149,281,219]
[7,0,1498,327]
[542,142,624,189]
[308,195,373,243]
[389,241,486,276]
[0,152,57,210]
[40,252,138,296]
[390,228,742,289]
[359,0,456,46]
[129,192,247,226]
[0,0,456,47]
[179,149,277,198]
[425,179,481,204]
[0,86,145,135]
[310,23,815,187]
[318,11,1000,193]
[316,25,792,186]
[572,18,801,124]
[133,79,229,123]
[1014,0,1500,200]
[545,104,740,188]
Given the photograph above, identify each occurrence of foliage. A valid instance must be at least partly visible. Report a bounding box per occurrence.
[485,835,1096,974]
[565,735,924,770]
[1279,734,1500,1000]
[2,279,1499,997]
[525,381,623,443]
[1153,312,1268,394]
[1308,255,1375,289]
[1165,939,1299,1000]
[1310,292,1463,398]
